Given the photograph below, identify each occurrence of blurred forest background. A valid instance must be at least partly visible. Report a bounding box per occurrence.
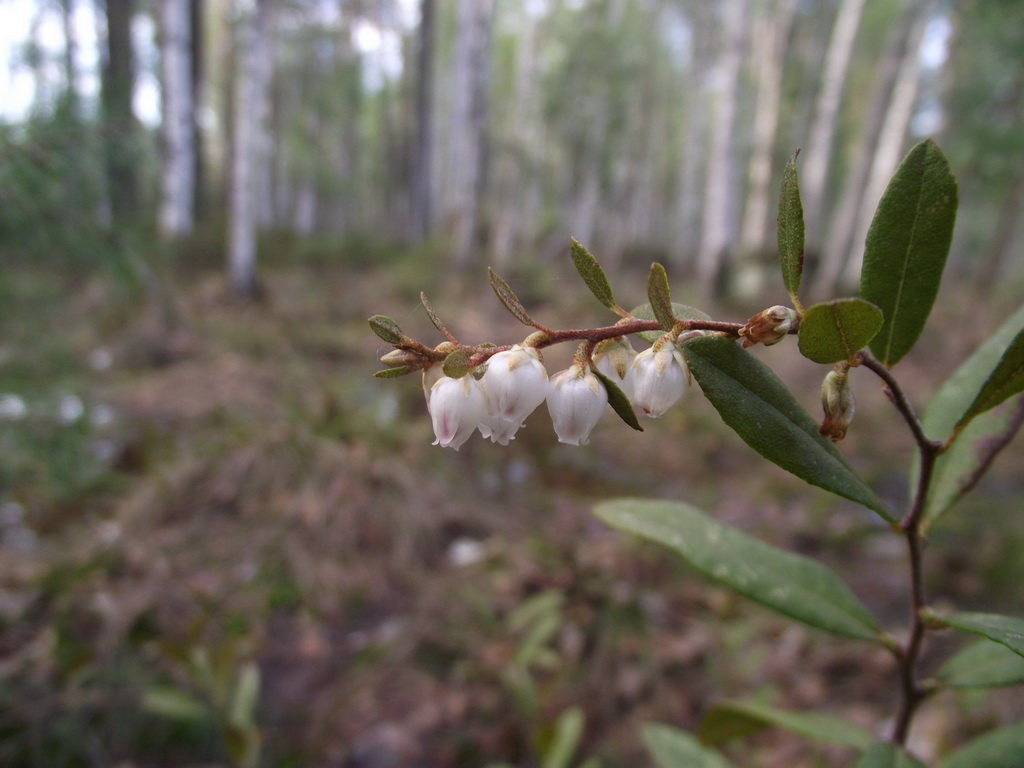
[1,0,1023,766]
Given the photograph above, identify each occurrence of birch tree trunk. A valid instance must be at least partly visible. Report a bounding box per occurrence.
[448,0,494,270]
[226,0,271,298]
[409,0,437,244]
[158,0,197,238]
[737,0,799,267]
[800,0,867,240]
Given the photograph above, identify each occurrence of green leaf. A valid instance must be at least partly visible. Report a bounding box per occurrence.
[229,662,260,728]
[918,305,1024,528]
[442,349,474,379]
[420,292,456,341]
[488,267,537,327]
[956,327,1024,428]
[938,722,1024,768]
[591,363,643,432]
[374,366,413,378]
[594,498,882,641]
[570,238,618,312]
[631,302,712,343]
[643,724,738,768]
[368,315,405,345]
[698,700,873,749]
[854,743,927,768]
[931,611,1024,659]
[142,686,209,721]
[937,639,1024,688]
[541,706,584,768]
[778,150,805,307]
[798,299,884,364]
[681,335,893,520]
[860,139,958,367]
[647,263,676,331]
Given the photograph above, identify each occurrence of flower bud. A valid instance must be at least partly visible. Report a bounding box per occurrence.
[592,337,636,401]
[628,341,688,418]
[481,344,549,427]
[740,305,798,347]
[819,368,856,442]
[546,365,608,446]
[428,375,488,450]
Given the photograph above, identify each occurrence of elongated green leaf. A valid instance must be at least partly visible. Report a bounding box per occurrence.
[938,722,1024,768]
[368,315,405,345]
[937,639,1024,688]
[143,686,209,721]
[631,302,712,343]
[570,238,617,312]
[591,364,643,432]
[932,611,1024,659]
[681,335,893,520]
[854,743,927,768]
[374,366,413,378]
[647,263,676,331]
[420,292,457,341]
[643,724,737,768]
[778,151,805,307]
[488,268,537,327]
[594,498,882,640]
[860,139,958,367]
[442,349,474,379]
[918,305,1024,528]
[698,700,873,749]
[957,327,1024,428]
[542,706,584,768]
[798,299,884,364]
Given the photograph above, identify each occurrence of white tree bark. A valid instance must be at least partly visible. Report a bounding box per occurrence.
[738,0,799,263]
[158,0,196,238]
[800,0,867,239]
[696,0,746,295]
[227,0,271,297]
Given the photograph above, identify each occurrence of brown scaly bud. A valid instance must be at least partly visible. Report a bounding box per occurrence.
[739,305,798,348]
[819,365,856,442]
[379,348,428,369]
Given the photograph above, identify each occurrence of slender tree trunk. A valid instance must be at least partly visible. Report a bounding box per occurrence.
[226,0,271,298]
[158,0,197,238]
[813,4,922,296]
[973,161,1024,291]
[838,1,930,288]
[409,0,436,244]
[448,0,494,270]
[801,0,867,240]
[738,0,799,266]
[101,0,139,227]
[59,0,79,110]
[696,0,746,295]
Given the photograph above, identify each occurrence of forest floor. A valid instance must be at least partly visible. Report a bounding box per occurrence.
[1,249,1023,768]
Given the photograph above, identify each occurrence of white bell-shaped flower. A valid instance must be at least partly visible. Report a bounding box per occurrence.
[546,365,608,445]
[628,341,688,418]
[478,409,521,445]
[428,375,488,450]
[593,337,637,401]
[422,365,444,412]
[481,344,548,427]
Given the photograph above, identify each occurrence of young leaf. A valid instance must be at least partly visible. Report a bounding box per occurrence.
[698,700,873,749]
[682,335,894,520]
[442,348,474,379]
[931,611,1024,659]
[937,639,1024,688]
[854,743,927,768]
[594,498,883,641]
[488,267,537,327]
[797,299,884,364]
[778,150,805,308]
[955,327,1024,428]
[368,315,405,345]
[570,238,618,313]
[938,722,1024,768]
[860,139,958,367]
[374,366,413,378]
[647,262,676,331]
[631,302,713,343]
[542,706,584,768]
[420,292,457,341]
[643,724,738,768]
[590,364,643,432]
[917,305,1024,528]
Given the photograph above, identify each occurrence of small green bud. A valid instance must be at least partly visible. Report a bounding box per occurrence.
[819,366,856,442]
